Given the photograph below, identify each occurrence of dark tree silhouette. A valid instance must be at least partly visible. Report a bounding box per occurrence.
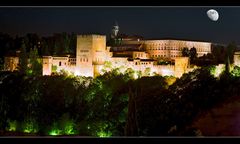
[189,47,197,63]
[18,40,28,74]
[182,47,189,57]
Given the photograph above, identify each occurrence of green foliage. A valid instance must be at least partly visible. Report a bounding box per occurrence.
[231,66,240,77]
[1,66,240,136]
[28,46,42,76]
[209,65,225,78]
[83,71,130,136]
[125,76,170,135]
[51,65,57,73]
[49,122,62,136]
[6,119,17,132]
[51,33,76,55]
[143,67,151,76]
[22,118,38,133]
[58,69,75,78]
[58,113,77,135]
[48,113,77,136]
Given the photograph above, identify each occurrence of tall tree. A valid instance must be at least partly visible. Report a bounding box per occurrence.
[182,47,189,57]
[226,42,236,64]
[224,42,236,74]
[125,86,138,136]
[63,32,70,54]
[212,45,224,63]
[189,47,197,63]
[41,39,50,56]
[53,42,58,55]
[69,33,76,54]
[29,45,42,76]
[18,40,28,74]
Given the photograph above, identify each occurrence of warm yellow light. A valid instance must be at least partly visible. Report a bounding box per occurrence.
[161,69,174,76]
[75,70,80,76]
[133,71,138,79]
[211,64,225,78]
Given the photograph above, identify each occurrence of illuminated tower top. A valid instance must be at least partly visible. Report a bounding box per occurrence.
[111,21,119,39]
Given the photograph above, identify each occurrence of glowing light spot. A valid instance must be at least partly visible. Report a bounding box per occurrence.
[161,69,174,76]
[49,129,62,136]
[75,70,80,76]
[64,123,75,135]
[133,72,138,79]
[7,120,17,132]
[22,120,38,133]
[97,131,112,137]
[210,64,225,77]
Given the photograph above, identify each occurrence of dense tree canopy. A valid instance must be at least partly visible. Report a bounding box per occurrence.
[1,65,240,136]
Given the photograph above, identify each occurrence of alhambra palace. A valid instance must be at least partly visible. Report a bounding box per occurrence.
[4,24,240,78]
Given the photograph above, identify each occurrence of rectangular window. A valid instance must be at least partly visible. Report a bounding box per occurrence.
[80,50,89,52]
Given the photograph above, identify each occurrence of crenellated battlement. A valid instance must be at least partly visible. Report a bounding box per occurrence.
[77,34,106,39]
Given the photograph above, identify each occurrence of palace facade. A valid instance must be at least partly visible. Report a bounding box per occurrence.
[4,34,212,78]
[39,34,212,78]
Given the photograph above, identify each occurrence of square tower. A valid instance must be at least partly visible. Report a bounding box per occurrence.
[42,56,53,75]
[174,57,189,78]
[76,35,106,77]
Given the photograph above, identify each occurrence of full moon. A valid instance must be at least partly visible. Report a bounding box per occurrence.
[207,9,219,21]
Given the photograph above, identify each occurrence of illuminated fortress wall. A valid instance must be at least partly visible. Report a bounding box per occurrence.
[42,56,52,75]
[5,35,211,78]
[234,52,240,66]
[42,55,76,76]
[143,40,211,59]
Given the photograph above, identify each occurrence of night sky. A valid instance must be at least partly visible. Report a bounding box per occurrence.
[0,7,240,44]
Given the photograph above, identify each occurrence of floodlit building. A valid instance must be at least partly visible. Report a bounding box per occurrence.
[4,34,212,78]
[41,34,210,78]
[143,38,211,58]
